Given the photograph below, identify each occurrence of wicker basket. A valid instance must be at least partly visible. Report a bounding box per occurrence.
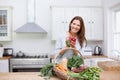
[52,48,84,80]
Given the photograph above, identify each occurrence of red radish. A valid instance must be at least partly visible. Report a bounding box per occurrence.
[71,66,86,73]
[66,36,77,47]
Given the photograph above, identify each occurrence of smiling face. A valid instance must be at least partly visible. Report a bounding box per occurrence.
[68,16,86,48]
[70,19,81,35]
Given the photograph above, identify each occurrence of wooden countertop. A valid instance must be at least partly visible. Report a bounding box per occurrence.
[100,71,120,80]
[0,56,12,60]
[0,72,60,80]
[98,61,120,71]
[0,72,120,80]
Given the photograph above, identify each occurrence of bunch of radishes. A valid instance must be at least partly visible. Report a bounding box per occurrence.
[66,36,76,47]
[71,65,87,73]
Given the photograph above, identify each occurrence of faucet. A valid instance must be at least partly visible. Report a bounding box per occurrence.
[112,49,120,61]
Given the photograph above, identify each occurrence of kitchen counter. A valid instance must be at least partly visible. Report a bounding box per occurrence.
[0,56,12,60]
[100,71,120,80]
[0,72,60,80]
[0,72,120,80]
[98,61,120,71]
[0,72,61,80]
[0,55,107,60]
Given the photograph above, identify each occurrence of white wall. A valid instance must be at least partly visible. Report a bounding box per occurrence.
[0,0,103,55]
[103,0,120,57]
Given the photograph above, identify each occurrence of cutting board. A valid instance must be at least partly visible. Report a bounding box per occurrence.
[98,61,120,71]
[100,71,120,80]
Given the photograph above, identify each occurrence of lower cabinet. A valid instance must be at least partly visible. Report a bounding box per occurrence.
[0,59,9,72]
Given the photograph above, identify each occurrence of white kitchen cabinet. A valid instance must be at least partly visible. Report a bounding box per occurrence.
[51,7,79,40]
[0,7,12,41]
[51,7,103,41]
[79,7,103,40]
[0,59,9,72]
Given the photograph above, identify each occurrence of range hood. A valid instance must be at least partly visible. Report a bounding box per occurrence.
[15,0,47,33]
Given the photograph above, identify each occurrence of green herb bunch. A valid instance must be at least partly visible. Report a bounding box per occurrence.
[68,67,103,80]
[40,63,54,78]
[67,55,83,69]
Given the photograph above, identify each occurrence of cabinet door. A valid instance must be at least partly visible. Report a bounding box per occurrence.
[0,60,9,72]
[51,7,78,40]
[0,7,12,41]
[64,8,79,33]
[51,7,64,40]
[79,7,103,40]
[91,8,103,40]
[79,8,92,40]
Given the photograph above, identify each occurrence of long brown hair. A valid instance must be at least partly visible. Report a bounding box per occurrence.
[69,16,87,48]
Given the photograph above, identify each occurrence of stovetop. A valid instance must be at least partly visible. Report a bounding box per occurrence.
[12,51,49,59]
[12,54,48,58]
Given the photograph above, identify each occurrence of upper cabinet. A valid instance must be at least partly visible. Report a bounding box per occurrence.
[51,7,103,41]
[0,7,12,41]
[51,7,78,40]
[79,7,103,40]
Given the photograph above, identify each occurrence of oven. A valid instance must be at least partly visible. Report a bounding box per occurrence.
[9,53,50,72]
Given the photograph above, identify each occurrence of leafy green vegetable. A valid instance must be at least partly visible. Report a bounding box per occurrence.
[68,67,102,80]
[80,67,102,80]
[40,63,54,78]
[68,71,83,79]
[67,55,83,69]
[66,40,71,47]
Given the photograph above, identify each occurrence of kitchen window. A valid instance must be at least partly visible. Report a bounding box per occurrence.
[110,3,120,61]
[112,6,120,57]
[113,11,120,51]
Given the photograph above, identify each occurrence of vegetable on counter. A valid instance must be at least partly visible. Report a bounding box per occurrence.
[40,63,54,78]
[68,67,103,80]
[40,57,102,80]
[56,64,67,74]
[67,55,83,69]
[71,65,86,73]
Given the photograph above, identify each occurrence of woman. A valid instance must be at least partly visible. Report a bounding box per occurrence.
[54,16,87,63]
